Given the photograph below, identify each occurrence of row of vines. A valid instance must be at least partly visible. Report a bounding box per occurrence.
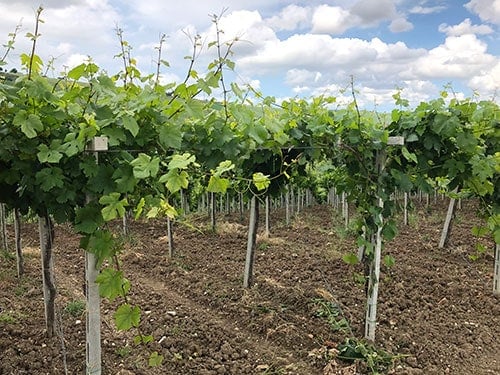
[1,8,499,374]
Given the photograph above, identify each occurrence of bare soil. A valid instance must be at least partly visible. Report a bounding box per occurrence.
[0,198,499,374]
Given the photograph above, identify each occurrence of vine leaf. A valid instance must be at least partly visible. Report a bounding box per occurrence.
[96,268,130,302]
[114,303,141,331]
[35,167,64,191]
[131,154,160,179]
[37,144,63,163]
[13,110,44,138]
[99,192,128,221]
[82,230,115,267]
[207,175,230,193]
[148,351,164,367]
[122,115,139,137]
[253,172,270,191]
[74,206,104,234]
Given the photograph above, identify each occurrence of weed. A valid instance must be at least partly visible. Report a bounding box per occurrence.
[337,337,405,374]
[64,299,86,318]
[0,250,15,261]
[0,311,17,324]
[352,272,367,287]
[258,241,269,251]
[13,284,26,296]
[116,346,132,358]
[313,298,351,334]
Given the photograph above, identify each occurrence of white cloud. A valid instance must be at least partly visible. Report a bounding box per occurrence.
[311,5,354,34]
[411,34,496,79]
[350,0,397,24]
[390,17,414,32]
[468,61,500,92]
[265,5,310,31]
[465,0,500,25]
[438,18,494,36]
[409,5,446,15]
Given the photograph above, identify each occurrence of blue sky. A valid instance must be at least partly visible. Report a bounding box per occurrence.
[0,0,499,110]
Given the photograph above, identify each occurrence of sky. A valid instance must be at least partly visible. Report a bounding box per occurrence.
[0,0,499,110]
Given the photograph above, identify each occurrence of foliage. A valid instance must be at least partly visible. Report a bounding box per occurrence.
[337,337,403,374]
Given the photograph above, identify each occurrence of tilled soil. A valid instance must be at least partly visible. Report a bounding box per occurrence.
[0,199,499,374]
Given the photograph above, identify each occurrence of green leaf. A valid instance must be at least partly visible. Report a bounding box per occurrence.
[13,110,44,139]
[401,146,417,164]
[471,225,490,237]
[168,153,197,170]
[383,255,396,268]
[213,160,235,177]
[247,123,269,144]
[122,115,139,137]
[131,154,160,179]
[67,63,86,80]
[342,253,359,265]
[161,170,189,193]
[114,304,141,331]
[35,167,65,191]
[207,175,230,193]
[252,172,270,191]
[99,192,128,221]
[37,144,63,163]
[95,268,130,302]
[134,334,154,345]
[406,133,419,142]
[382,221,398,241]
[74,206,104,234]
[158,123,183,149]
[134,198,145,220]
[83,230,116,267]
[148,351,164,367]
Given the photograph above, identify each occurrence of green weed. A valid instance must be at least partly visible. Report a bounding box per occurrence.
[313,298,351,334]
[64,299,86,318]
[337,337,405,374]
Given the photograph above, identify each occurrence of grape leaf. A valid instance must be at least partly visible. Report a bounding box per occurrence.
[114,304,140,331]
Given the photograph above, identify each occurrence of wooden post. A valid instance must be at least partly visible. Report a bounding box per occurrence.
[243,196,259,288]
[494,243,500,295]
[14,208,23,277]
[265,195,270,238]
[167,216,174,258]
[285,186,290,225]
[85,136,107,375]
[39,214,56,338]
[342,192,348,228]
[403,192,408,226]
[0,203,7,251]
[210,192,216,231]
[439,188,458,249]
[365,136,404,342]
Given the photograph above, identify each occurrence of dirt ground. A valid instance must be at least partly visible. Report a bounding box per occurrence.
[0,198,499,374]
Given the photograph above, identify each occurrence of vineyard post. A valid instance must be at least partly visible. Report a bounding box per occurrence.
[0,203,7,250]
[365,136,404,342]
[403,192,408,226]
[243,195,259,288]
[494,243,500,295]
[38,213,56,338]
[167,216,174,258]
[438,187,458,249]
[14,208,23,277]
[85,136,108,375]
[342,192,348,228]
[210,192,216,231]
[265,195,270,238]
[285,186,290,225]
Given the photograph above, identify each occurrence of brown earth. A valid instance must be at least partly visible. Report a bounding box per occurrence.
[0,198,499,374]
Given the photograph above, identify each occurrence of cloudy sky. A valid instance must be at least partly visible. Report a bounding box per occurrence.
[1,0,499,109]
